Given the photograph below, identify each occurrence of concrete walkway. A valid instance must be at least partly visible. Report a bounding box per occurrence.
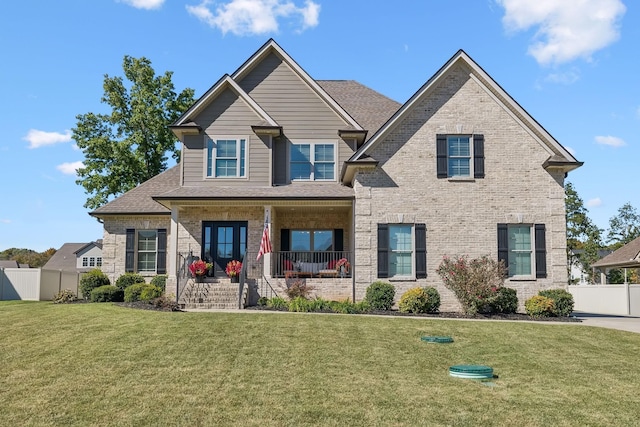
[572,312,640,334]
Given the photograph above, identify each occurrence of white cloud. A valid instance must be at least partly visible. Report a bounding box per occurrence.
[595,135,626,147]
[587,198,602,208]
[544,69,580,85]
[498,0,626,65]
[0,219,11,224]
[56,161,85,175]
[118,0,165,9]
[186,0,320,35]
[24,129,72,149]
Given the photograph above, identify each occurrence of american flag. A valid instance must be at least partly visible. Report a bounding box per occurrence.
[256,222,272,261]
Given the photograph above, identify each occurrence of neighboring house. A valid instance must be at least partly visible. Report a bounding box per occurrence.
[90,39,581,310]
[569,249,613,285]
[43,241,103,273]
[0,260,21,268]
[591,236,640,284]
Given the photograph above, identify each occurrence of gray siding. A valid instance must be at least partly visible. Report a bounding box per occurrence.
[182,88,271,187]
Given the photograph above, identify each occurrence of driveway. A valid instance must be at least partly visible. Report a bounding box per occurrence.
[573,312,640,334]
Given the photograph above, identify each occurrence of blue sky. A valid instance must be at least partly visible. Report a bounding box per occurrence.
[0,0,636,251]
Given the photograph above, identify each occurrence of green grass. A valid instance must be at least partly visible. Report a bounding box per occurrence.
[1,301,639,426]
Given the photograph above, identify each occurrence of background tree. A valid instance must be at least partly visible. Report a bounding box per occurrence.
[73,56,195,210]
[565,182,603,283]
[607,202,640,250]
[0,248,56,267]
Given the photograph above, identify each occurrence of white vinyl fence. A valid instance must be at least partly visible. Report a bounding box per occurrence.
[0,268,81,301]
[569,284,640,316]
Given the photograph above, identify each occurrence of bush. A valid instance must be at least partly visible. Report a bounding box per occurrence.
[267,297,289,310]
[115,273,146,290]
[538,289,574,317]
[140,285,162,301]
[90,285,124,303]
[398,287,441,314]
[288,296,313,312]
[525,295,555,317]
[436,255,506,315]
[490,287,518,314]
[150,275,167,292]
[257,296,269,306]
[328,299,370,314]
[150,295,180,311]
[79,269,110,299]
[53,289,77,304]
[285,280,314,299]
[365,281,396,311]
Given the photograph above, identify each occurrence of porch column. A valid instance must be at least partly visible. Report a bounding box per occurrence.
[166,206,179,299]
[262,206,272,278]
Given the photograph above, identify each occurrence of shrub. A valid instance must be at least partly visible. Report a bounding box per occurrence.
[140,285,162,301]
[257,296,269,306]
[150,295,180,311]
[398,287,441,314]
[150,275,167,292]
[79,269,110,299]
[90,285,124,303]
[365,281,396,311]
[53,289,77,304]
[490,287,518,314]
[538,289,574,317]
[115,273,146,290]
[267,297,289,310]
[436,255,506,315]
[525,295,555,317]
[329,299,370,314]
[288,296,314,312]
[285,280,314,299]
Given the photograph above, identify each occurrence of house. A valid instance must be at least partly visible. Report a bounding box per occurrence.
[0,260,21,268]
[90,39,581,310]
[43,241,103,273]
[591,236,640,284]
[569,249,612,285]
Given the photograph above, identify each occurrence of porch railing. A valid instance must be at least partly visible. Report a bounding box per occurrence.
[271,251,352,278]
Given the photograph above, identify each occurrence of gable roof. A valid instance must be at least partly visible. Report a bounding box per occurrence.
[0,260,20,268]
[348,49,582,173]
[43,243,86,271]
[592,236,640,269]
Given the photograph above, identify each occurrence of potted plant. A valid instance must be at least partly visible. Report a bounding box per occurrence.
[336,258,350,277]
[189,260,209,282]
[225,260,242,283]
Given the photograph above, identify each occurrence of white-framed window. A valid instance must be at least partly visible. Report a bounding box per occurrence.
[96,257,102,267]
[89,257,96,267]
[447,136,471,177]
[137,230,157,273]
[82,257,88,267]
[290,142,335,181]
[206,138,247,178]
[498,223,546,279]
[389,225,414,277]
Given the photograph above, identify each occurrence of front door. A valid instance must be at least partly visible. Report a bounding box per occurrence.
[202,221,247,274]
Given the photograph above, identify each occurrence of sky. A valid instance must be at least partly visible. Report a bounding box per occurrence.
[0,0,637,252]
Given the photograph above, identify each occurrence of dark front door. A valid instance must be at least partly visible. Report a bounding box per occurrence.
[202,221,247,274]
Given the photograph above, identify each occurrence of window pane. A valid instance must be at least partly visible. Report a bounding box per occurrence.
[389,225,412,276]
[97,257,102,267]
[217,140,237,158]
[448,137,470,156]
[314,144,334,162]
[217,227,233,258]
[313,230,333,251]
[314,162,334,180]
[389,225,412,251]
[291,144,310,161]
[448,158,470,176]
[137,252,156,272]
[291,231,311,251]
[240,139,245,177]
[390,253,412,276]
[207,139,213,177]
[216,159,237,177]
[291,162,311,180]
[508,226,532,276]
[240,226,247,255]
[138,230,157,251]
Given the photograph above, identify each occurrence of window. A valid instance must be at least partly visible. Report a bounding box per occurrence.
[377,223,427,279]
[137,230,157,273]
[290,143,335,181]
[291,230,333,251]
[89,257,96,267]
[206,138,246,178]
[498,224,546,279]
[125,228,167,274]
[436,134,484,179]
[96,257,102,267]
[82,257,88,267]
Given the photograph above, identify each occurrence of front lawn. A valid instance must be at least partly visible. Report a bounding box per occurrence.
[0,301,638,426]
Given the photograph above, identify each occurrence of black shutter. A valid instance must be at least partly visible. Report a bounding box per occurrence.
[125,229,135,273]
[415,223,427,278]
[497,224,508,274]
[280,229,290,252]
[436,134,448,178]
[156,229,167,274]
[473,134,485,178]
[535,224,547,278]
[334,229,344,252]
[377,224,389,278]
